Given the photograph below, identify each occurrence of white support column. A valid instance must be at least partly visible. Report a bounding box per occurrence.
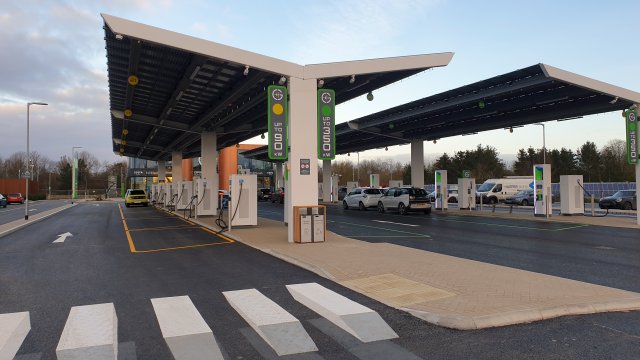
[288,77,318,243]
[157,161,166,182]
[411,140,425,187]
[172,152,183,183]
[322,160,331,202]
[201,132,219,212]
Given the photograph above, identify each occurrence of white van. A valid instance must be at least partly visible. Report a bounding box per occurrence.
[476,177,532,204]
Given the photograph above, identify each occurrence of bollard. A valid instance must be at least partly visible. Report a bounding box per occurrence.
[509,205,513,214]
[591,194,595,216]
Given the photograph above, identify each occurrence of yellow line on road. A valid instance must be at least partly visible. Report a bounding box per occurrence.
[127,225,195,232]
[199,226,235,243]
[132,241,233,253]
[118,203,137,253]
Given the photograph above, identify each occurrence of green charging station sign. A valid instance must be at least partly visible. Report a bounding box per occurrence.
[268,85,288,160]
[317,89,335,160]
[626,109,638,164]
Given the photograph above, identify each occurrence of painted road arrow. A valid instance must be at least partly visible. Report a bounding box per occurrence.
[53,232,73,243]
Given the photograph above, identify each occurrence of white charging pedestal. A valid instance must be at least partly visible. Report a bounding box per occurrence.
[176,181,193,211]
[228,174,257,230]
[560,175,584,215]
[458,178,476,210]
[195,179,216,217]
[534,164,552,217]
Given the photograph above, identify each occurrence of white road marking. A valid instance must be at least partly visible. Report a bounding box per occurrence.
[371,220,419,227]
[56,303,117,359]
[0,312,31,360]
[53,232,73,243]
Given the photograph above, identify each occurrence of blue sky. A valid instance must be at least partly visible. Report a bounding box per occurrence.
[1,0,639,166]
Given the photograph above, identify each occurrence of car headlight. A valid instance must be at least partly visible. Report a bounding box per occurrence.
[615,198,622,202]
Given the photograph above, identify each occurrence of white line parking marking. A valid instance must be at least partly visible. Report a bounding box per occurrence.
[371,220,419,227]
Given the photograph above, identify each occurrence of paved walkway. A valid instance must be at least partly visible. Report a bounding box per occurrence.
[0,203,76,238]
[187,212,640,330]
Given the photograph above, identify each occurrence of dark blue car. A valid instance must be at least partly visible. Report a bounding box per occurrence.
[0,194,7,208]
[505,189,534,206]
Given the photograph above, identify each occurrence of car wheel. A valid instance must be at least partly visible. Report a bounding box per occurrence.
[521,199,529,206]
[398,203,407,215]
[343,201,349,210]
[449,197,457,203]
[622,202,633,210]
[377,202,385,213]
[359,201,366,211]
[425,208,431,215]
[488,197,497,204]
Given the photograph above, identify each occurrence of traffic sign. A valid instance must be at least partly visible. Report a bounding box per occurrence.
[462,170,471,178]
[268,85,288,160]
[317,89,335,160]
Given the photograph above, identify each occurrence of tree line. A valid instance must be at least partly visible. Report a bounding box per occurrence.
[328,139,635,185]
[0,151,127,193]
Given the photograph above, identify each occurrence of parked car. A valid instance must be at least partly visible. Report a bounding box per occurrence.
[257,188,272,202]
[6,193,24,204]
[343,188,384,210]
[271,187,285,204]
[505,189,535,206]
[124,189,149,207]
[378,186,431,215]
[428,189,458,203]
[0,194,7,208]
[599,190,637,210]
[338,187,348,201]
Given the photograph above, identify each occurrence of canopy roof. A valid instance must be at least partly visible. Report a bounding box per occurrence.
[103,14,453,161]
[243,63,640,161]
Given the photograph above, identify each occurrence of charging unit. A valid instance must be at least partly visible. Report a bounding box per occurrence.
[195,179,216,216]
[150,184,157,204]
[389,180,403,188]
[369,174,380,188]
[533,164,552,217]
[228,174,257,229]
[560,175,584,215]
[156,183,166,207]
[458,178,476,210]
[176,181,193,210]
[346,181,359,192]
[164,183,175,209]
[435,170,448,210]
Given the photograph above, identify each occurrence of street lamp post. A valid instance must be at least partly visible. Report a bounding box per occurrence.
[25,102,48,220]
[71,146,83,201]
[534,123,546,164]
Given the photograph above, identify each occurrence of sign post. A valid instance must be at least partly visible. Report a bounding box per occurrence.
[317,89,335,160]
[268,85,288,160]
[625,109,638,164]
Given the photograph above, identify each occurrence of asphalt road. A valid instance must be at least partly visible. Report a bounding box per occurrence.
[1,202,639,359]
[0,200,70,224]
[259,202,640,293]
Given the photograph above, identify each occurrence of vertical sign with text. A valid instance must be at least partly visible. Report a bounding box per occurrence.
[268,85,288,160]
[626,109,638,164]
[317,89,336,160]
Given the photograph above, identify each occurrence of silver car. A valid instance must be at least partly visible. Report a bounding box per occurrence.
[378,187,431,215]
[343,188,383,210]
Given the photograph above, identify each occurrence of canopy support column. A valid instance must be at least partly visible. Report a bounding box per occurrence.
[201,132,218,213]
[411,140,425,187]
[322,160,331,202]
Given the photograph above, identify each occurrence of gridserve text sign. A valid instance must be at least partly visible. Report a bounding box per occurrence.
[317,89,336,160]
[268,85,288,160]
[626,109,638,164]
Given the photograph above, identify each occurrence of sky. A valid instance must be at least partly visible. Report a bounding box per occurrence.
[1,0,639,167]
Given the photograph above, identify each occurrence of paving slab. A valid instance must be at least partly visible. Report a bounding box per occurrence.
[217,217,640,330]
[287,282,398,342]
[0,312,30,360]
[223,288,318,356]
[151,295,224,360]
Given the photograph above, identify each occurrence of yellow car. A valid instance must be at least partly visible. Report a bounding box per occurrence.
[125,189,149,207]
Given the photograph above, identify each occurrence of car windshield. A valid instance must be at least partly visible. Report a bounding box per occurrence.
[477,183,495,192]
[410,188,428,196]
[613,190,635,197]
[515,190,529,196]
[129,190,146,196]
[8,193,20,197]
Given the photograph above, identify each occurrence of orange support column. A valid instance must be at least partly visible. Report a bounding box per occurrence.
[182,158,193,181]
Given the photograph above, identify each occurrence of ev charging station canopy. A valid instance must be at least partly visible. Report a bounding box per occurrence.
[102,13,453,160]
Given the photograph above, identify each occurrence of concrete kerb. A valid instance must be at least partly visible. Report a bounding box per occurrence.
[160,209,640,331]
[0,203,77,239]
